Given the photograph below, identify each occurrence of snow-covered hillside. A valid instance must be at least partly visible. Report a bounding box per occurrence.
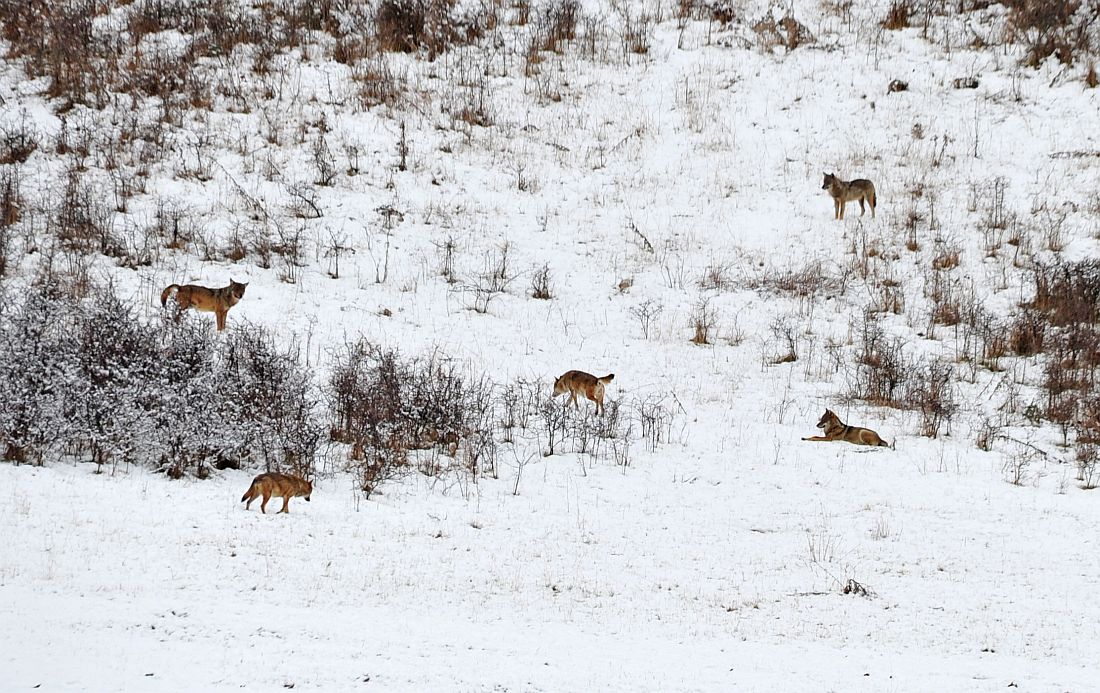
[1,0,1099,689]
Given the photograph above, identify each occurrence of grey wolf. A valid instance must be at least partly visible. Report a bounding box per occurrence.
[802,408,890,447]
[240,472,312,513]
[161,279,248,331]
[553,371,615,415]
[822,173,876,220]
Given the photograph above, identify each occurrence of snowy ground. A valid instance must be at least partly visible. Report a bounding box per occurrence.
[2,0,1100,689]
[3,448,1098,691]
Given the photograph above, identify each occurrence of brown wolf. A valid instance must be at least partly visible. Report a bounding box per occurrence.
[553,370,615,415]
[241,472,312,513]
[802,409,891,447]
[822,173,876,220]
[160,279,248,331]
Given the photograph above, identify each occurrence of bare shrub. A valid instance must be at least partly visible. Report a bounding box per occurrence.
[447,82,496,129]
[464,241,518,313]
[907,361,957,438]
[375,0,426,54]
[287,182,323,219]
[636,394,678,452]
[532,0,579,53]
[767,316,799,364]
[530,263,552,299]
[1030,260,1100,326]
[871,280,905,315]
[699,262,733,291]
[497,378,544,442]
[975,417,1000,451]
[149,198,195,250]
[1075,442,1100,488]
[434,235,459,283]
[690,296,717,345]
[882,1,912,30]
[1004,0,1094,67]
[311,130,338,186]
[1074,395,1100,486]
[931,242,961,270]
[53,166,119,257]
[630,299,663,339]
[540,392,569,456]
[0,167,22,278]
[926,271,965,328]
[328,341,496,496]
[746,260,847,304]
[619,6,653,55]
[323,230,354,279]
[375,0,480,60]
[1039,323,1100,445]
[983,177,1012,231]
[849,316,909,407]
[1008,310,1046,356]
[1003,448,1034,486]
[353,56,409,108]
[0,114,39,165]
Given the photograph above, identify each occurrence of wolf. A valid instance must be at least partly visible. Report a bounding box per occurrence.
[553,370,615,415]
[822,173,876,220]
[802,408,891,447]
[241,472,313,513]
[160,279,248,331]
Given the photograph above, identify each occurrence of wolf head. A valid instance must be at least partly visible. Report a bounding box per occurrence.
[816,408,839,429]
[301,478,312,502]
[552,375,568,396]
[821,173,836,190]
[229,279,249,299]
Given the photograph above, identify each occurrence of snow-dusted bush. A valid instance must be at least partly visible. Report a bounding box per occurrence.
[67,288,161,469]
[219,325,323,477]
[0,288,75,464]
[0,284,321,477]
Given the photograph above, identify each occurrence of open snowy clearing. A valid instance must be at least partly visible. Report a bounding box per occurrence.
[2,441,1098,691]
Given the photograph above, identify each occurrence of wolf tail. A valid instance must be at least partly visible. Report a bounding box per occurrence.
[160,284,180,307]
[241,482,256,503]
[600,374,615,383]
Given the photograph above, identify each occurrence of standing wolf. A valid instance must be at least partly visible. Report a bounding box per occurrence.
[240,472,313,514]
[822,173,876,220]
[553,370,615,415]
[802,409,891,447]
[161,279,248,331]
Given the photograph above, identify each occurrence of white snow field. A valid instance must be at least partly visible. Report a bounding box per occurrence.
[2,0,1100,690]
